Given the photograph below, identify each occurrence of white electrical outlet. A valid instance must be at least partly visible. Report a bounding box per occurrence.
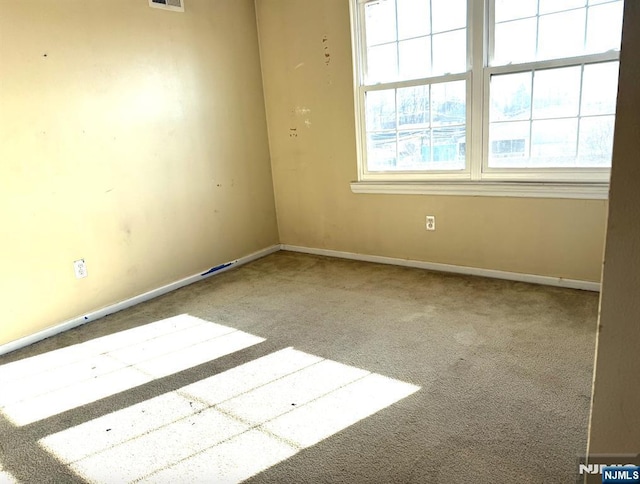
[426,215,436,231]
[73,259,88,279]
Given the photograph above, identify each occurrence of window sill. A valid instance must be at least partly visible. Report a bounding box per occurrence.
[350,181,609,199]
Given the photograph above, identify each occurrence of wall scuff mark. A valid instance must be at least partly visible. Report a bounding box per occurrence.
[322,35,331,66]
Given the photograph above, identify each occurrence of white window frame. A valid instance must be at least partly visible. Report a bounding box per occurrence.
[349,0,620,198]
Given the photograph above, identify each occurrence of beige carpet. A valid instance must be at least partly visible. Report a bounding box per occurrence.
[0,251,598,483]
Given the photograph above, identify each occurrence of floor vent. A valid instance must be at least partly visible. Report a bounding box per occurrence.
[149,0,184,12]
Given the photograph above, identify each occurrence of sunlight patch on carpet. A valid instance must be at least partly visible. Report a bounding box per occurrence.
[0,315,264,425]
[39,347,420,483]
[0,463,19,484]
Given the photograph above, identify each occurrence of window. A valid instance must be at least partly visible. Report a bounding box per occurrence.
[350,0,623,196]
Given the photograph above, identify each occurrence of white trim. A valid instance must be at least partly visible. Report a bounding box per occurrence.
[281,244,601,292]
[350,181,609,199]
[487,52,620,74]
[350,0,367,182]
[0,245,280,357]
[362,72,469,91]
[1,242,601,356]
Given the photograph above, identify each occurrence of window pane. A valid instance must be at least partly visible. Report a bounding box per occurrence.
[489,121,530,166]
[366,90,396,130]
[531,118,578,160]
[494,18,537,65]
[399,37,431,80]
[367,132,397,171]
[398,130,432,167]
[586,2,624,53]
[581,62,619,115]
[398,85,430,127]
[367,44,398,83]
[493,1,623,65]
[365,82,465,172]
[490,72,532,122]
[432,81,466,126]
[488,62,618,169]
[397,0,430,40]
[538,10,586,60]
[539,0,586,15]
[431,0,466,33]
[365,0,397,46]
[432,29,466,75]
[532,67,581,119]
[495,0,538,23]
[432,126,466,167]
[578,115,614,166]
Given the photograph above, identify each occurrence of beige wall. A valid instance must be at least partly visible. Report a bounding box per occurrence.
[588,0,640,456]
[0,0,613,349]
[0,0,278,346]
[256,0,607,282]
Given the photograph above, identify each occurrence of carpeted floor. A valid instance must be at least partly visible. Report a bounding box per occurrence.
[0,251,599,483]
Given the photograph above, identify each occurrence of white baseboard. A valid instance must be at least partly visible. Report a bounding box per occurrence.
[280,244,601,292]
[0,242,599,357]
[0,245,280,357]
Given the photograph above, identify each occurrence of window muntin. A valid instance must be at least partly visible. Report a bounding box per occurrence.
[352,0,623,184]
[492,0,623,65]
[359,0,468,175]
[365,81,466,172]
[364,0,467,83]
[487,0,622,172]
[487,61,619,168]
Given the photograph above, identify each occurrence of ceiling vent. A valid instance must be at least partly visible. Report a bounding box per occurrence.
[149,0,184,12]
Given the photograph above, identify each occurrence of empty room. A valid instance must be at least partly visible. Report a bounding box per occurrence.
[0,0,638,483]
